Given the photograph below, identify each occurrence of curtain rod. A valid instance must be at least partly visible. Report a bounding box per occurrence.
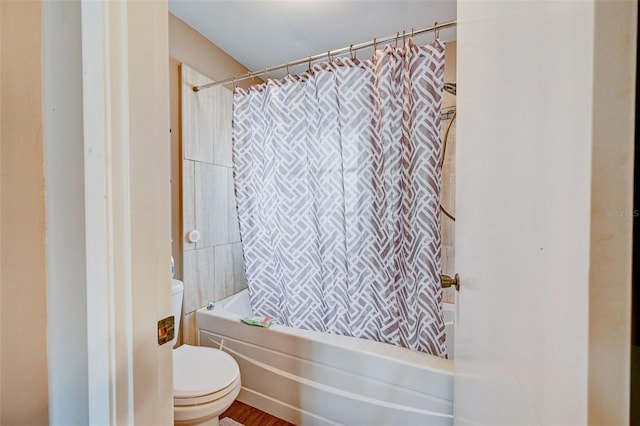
[193,20,457,92]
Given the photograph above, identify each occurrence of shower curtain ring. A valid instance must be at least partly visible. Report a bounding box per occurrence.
[307,56,312,72]
[232,75,237,90]
[327,50,332,62]
[286,62,290,75]
[402,30,406,46]
[395,32,399,48]
[411,27,414,38]
[434,21,440,40]
[373,38,377,52]
[349,44,355,59]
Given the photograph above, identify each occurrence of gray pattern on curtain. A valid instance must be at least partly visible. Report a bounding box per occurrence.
[233,39,447,357]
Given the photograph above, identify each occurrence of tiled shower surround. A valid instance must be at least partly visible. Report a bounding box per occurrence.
[181,65,247,344]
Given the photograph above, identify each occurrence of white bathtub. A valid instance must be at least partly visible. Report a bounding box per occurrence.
[196,289,454,425]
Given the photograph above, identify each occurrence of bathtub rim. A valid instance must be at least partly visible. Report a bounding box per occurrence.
[198,289,454,375]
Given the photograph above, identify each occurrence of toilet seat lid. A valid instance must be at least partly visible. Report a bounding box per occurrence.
[173,345,240,399]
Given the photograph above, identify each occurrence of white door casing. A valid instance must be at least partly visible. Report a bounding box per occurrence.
[46,0,173,424]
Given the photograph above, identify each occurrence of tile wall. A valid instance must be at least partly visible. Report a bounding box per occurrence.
[180,65,247,344]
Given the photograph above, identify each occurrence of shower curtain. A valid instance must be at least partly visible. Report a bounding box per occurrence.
[233,39,447,357]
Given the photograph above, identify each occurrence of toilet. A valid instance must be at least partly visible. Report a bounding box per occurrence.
[171,279,241,426]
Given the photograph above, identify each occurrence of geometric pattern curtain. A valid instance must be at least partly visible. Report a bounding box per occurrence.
[233,39,447,357]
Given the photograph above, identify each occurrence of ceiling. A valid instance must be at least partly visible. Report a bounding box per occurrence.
[168,1,457,79]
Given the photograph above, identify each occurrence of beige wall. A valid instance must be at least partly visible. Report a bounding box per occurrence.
[0,1,49,424]
[455,1,635,424]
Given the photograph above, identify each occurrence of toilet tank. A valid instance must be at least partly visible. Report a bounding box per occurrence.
[171,279,184,348]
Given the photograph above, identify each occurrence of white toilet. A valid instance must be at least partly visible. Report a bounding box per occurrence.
[171,279,241,426]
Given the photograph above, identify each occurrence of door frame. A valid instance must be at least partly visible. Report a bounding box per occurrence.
[44,1,173,424]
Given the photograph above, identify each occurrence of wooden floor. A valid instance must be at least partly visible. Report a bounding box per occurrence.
[220,401,295,426]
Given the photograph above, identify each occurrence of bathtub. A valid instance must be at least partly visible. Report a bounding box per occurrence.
[196,289,454,425]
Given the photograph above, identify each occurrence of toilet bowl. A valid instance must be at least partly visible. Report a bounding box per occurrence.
[172,279,241,426]
[173,345,241,426]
